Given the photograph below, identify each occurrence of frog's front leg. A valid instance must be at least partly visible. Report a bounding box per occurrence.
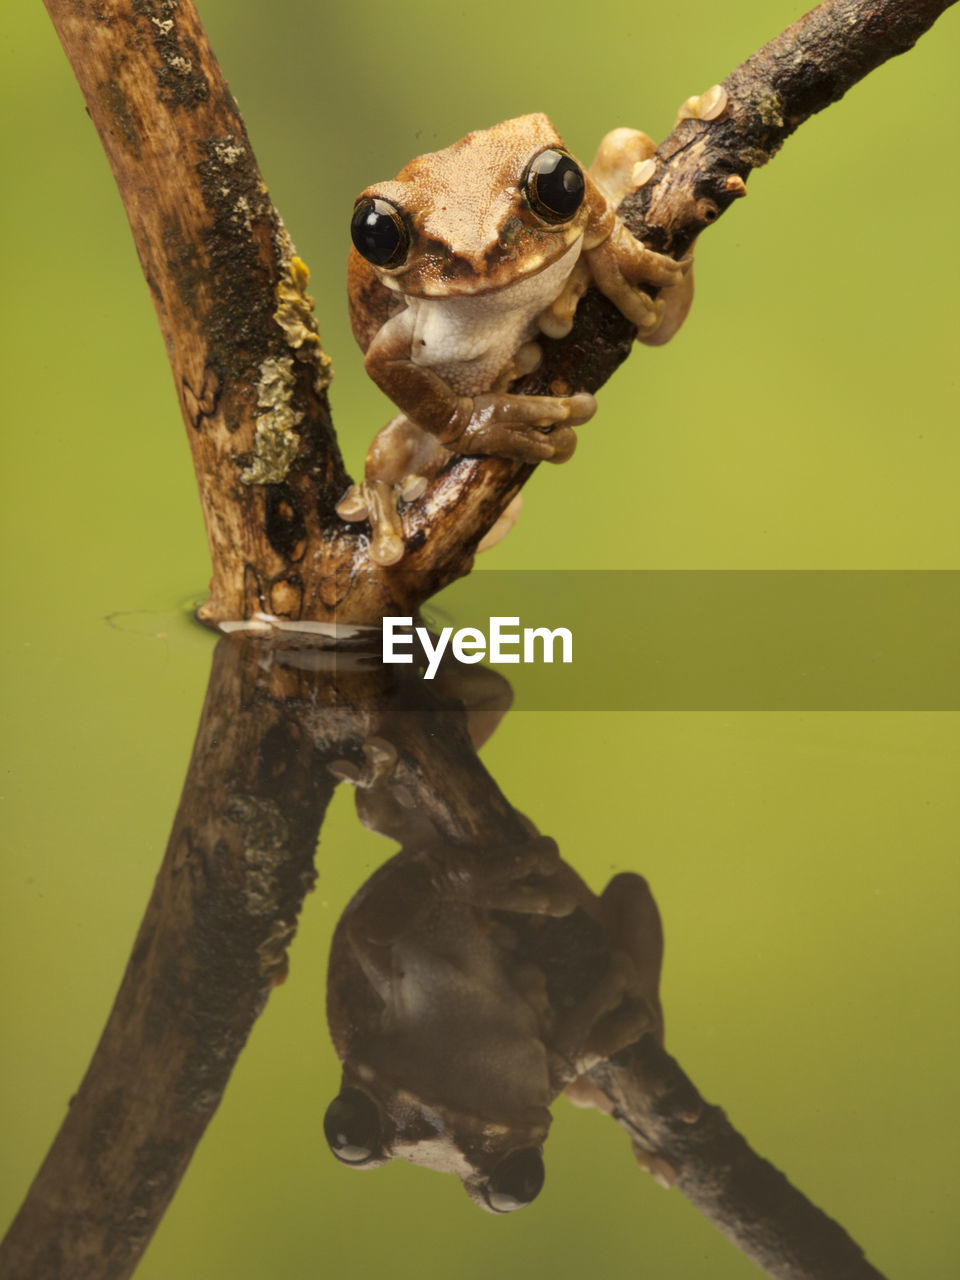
[364,311,597,466]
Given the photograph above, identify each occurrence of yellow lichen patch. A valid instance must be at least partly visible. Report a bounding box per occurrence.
[241,356,303,485]
[273,224,334,393]
[757,91,785,129]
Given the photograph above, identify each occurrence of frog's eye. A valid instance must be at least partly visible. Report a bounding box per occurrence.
[483,1146,545,1212]
[522,149,585,225]
[350,197,410,269]
[324,1089,382,1165]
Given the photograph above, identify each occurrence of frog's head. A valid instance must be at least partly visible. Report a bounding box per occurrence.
[323,1077,550,1213]
[349,114,589,299]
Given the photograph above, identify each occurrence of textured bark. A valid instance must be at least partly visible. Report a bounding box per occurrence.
[590,1042,887,1280]
[41,0,957,624]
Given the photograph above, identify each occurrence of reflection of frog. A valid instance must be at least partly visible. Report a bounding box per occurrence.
[324,836,663,1212]
[338,103,725,564]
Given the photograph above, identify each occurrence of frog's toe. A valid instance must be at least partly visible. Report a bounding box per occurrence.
[620,291,664,333]
[511,341,543,378]
[677,83,728,124]
[539,426,578,464]
[563,392,598,426]
[478,492,523,553]
[398,473,428,502]
[352,478,408,565]
[336,484,370,522]
[589,127,656,205]
[369,529,406,566]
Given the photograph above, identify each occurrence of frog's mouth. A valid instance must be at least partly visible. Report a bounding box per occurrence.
[386,230,584,301]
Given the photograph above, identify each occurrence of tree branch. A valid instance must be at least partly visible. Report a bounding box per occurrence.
[42,0,956,625]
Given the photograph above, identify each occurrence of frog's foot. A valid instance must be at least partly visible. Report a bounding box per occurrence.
[589,127,657,207]
[587,221,694,345]
[477,493,523,553]
[452,391,597,464]
[588,217,687,310]
[336,482,370,523]
[676,83,728,125]
[330,737,442,846]
[550,952,657,1078]
[336,478,407,566]
[329,736,398,789]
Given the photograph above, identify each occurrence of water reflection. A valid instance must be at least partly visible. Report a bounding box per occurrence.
[0,628,885,1280]
[324,824,663,1212]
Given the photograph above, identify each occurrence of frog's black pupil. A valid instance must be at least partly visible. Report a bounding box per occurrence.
[525,149,585,224]
[350,198,407,268]
[484,1147,545,1213]
[324,1089,381,1164]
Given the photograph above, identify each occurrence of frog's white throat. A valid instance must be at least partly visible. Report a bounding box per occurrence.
[404,238,582,391]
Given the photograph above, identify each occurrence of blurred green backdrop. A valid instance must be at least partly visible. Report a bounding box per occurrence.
[2,2,958,1278]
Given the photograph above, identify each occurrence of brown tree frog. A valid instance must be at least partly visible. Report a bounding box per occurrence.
[324,835,664,1212]
[338,108,719,565]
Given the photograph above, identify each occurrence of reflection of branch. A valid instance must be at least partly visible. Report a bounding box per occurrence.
[43,0,956,624]
[592,1041,885,1280]
[0,638,339,1280]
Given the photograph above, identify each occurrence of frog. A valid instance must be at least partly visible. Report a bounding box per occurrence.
[337,98,726,566]
[323,833,664,1212]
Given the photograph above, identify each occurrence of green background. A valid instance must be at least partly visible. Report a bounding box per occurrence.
[2,1,958,1277]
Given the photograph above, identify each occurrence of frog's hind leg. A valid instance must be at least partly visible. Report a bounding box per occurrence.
[337,414,450,566]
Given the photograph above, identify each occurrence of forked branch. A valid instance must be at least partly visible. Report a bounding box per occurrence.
[41,0,956,625]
